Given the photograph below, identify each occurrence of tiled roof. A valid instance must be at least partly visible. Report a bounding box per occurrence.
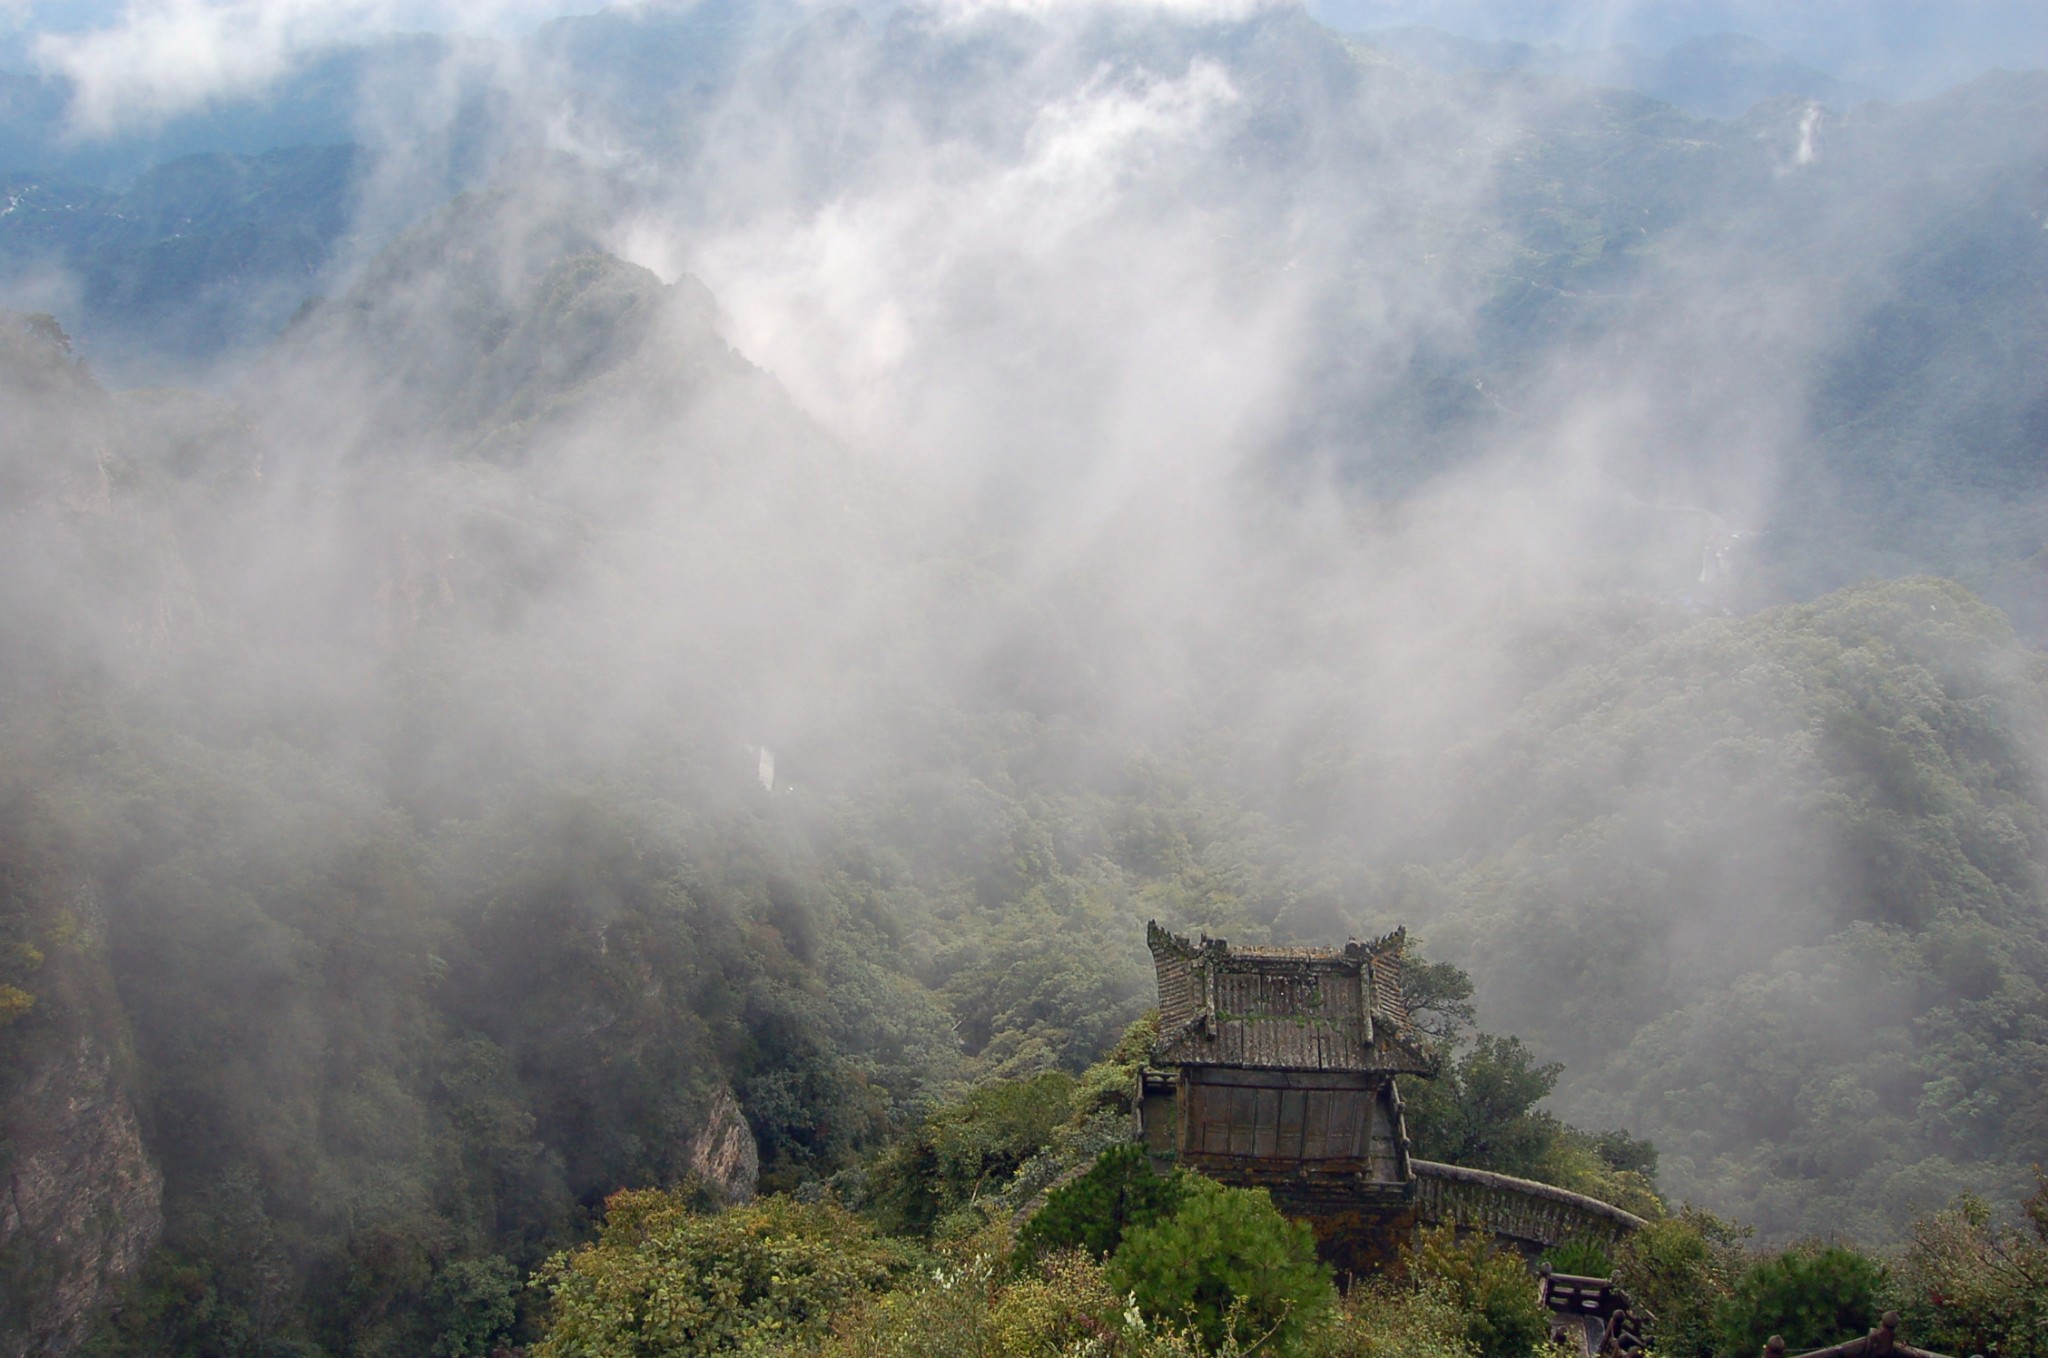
[1147,922,1433,1074]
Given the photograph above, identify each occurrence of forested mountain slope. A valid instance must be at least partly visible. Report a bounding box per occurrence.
[1405,581,2048,1239]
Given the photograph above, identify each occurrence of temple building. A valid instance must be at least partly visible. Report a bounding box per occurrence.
[1139,921,1646,1277]
[1139,921,1429,1191]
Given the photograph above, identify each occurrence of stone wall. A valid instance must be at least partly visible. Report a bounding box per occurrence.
[1410,1159,1644,1254]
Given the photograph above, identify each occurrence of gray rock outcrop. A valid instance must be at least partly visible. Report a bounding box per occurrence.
[0,1033,163,1357]
[685,1084,759,1205]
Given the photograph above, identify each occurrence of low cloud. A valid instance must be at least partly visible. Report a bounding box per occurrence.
[33,0,557,133]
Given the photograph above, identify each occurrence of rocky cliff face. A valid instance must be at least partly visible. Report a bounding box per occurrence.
[0,857,160,1357]
[0,1032,162,1358]
[686,1084,760,1205]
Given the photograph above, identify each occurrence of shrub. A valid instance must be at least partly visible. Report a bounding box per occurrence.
[1108,1176,1334,1352]
[1068,1012,1162,1123]
[531,1190,917,1357]
[1528,1135,1666,1220]
[991,1250,1160,1357]
[1017,1144,1189,1262]
[815,1240,1212,1358]
[1403,1227,1547,1358]
[1894,1182,2048,1358]
[809,1236,1009,1358]
[1401,1036,1564,1180]
[869,1071,1078,1237]
[428,1256,518,1358]
[1537,1238,1612,1279]
[1609,1207,1747,1358]
[1307,1277,1479,1358]
[1714,1244,1887,1355]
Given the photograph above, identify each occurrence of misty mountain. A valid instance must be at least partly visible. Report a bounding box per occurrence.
[1650,32,1845,117]
[0,243,928,1348]
[14,1,2039,605]
[527,0,799,134]
[1305,0,2048,100]
[6,2,2042,606]
[1411,579,2048,1240]
[0,30,522,380]
[0,145,363,381]
[1,2,2047,1354]
[1356,26,1846,119]
[0,33,509,187]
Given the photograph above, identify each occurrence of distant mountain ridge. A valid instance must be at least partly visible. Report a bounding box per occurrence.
[0,33,507,187]
[1358,24,1850,118]
[2,1,2044,615]
[1306,0,2048,100]
[0,145,363,382]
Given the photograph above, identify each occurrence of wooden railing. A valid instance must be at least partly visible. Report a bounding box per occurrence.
[1409,1159,1647,1248]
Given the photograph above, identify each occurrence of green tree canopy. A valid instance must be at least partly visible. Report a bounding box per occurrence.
[1016,1143,1189,1263]
[1106,1176,1333,1353]
[868,1071,1079,1238]
[1714,1244,1888,1355]
[532,1191,918,1358]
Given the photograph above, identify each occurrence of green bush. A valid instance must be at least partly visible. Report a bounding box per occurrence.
[1017,1144,1189,1262]
[1894,1184,2048,1358]
[1714,1244,1887,1355]
[1609,1208,1747,1358]
[1108,1176,1334,1352]
[1403,1227,1548,1358]
[428,1257,518,1358]
[869,1071,1078,1237]
[815,1241,1216,1358]
[1068,1012,1162,1123]
[1307,1277,1480,1358]
[1537,1238,1612,1279]
[532,1190,918,1357]
[1400,1036,1565,1180]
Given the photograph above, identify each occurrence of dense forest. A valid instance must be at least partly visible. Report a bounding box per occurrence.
[1,0,2045,1355]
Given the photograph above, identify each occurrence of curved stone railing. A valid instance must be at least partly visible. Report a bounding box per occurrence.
[1410,1160,1647,1249]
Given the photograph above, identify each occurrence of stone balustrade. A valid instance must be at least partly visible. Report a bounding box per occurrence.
[1410,1159,1646,1250]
